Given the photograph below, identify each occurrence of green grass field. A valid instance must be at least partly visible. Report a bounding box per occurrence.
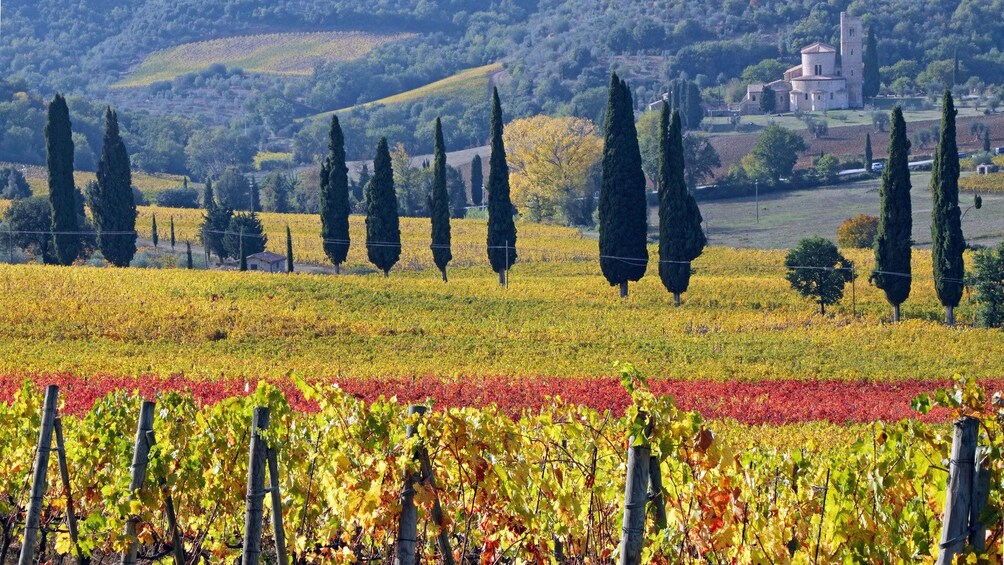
[311,62,502,120]
[116,31,413,87]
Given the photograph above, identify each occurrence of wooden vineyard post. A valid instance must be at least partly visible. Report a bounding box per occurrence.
[53,418,85,564]
[266,447,289,565]
[969,445,991,552]
[618,431,651,565]
[394,406,424,565]
[18,385,59,565]
[936,417,978,565]
[242,407,270,565]
[144,430,186,565]
[122,401,156,565]
[416,428,454,565]
[648,455,667,531]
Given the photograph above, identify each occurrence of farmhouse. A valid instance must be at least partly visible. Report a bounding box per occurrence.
[742,12,863,114]
[247,251,286,273]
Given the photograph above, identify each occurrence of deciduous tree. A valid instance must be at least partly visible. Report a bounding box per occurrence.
[504,115,602,223]
[786,237,854,314]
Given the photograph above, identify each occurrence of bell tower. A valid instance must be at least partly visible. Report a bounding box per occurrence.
[840,12,863,108]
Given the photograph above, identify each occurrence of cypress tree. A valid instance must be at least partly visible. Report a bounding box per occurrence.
[320,115,351,273]
[355,164,369,202]
[250,177,260,212]
[202,177,214,210]
[239,227,247,271]
[872,107,913,322]
[92,107,137,267]
[470,154,484,206]
[170,217,175,249]
[983,129,992,153]
[186,240,193,269]
[863,28,881,100]
[864,133,873,172]
[486,87,517,286]
[931,90,966,325]
[151,214,159,248]
[46,94,80,265]
[430,118,452,282]
[365,137,401,276]
[599,72,648,297]
[286,225,294,273]
[658,105,706,306]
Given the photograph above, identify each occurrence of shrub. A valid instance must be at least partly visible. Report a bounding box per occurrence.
[970,241,1004,328]
[837,215,879,248]
[155,187,201,208]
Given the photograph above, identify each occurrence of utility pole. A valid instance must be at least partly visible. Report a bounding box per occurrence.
[755,179,759,224]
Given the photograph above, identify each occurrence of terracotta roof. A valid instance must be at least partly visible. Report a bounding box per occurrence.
[247,251,286,263]
[801,42,836,54]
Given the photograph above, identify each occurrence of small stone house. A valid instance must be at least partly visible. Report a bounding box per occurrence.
[247,251,286,273]
[977,164,1000,175]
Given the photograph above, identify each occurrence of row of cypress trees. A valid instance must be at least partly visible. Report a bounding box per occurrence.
[599,72,707,302]
[318,87,517,283]
[872,91,966,324]
[45,95,137,267]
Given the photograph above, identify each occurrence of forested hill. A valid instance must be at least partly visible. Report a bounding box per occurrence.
[2,0,1004,173]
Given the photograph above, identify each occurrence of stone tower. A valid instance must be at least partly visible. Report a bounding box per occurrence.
[840,12,863,108]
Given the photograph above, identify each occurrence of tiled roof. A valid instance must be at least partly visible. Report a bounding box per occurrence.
[801,42,836,54]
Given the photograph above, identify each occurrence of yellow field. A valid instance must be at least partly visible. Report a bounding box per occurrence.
[116,31,414,87]
[312,63,502,119]
[5,162,185,199]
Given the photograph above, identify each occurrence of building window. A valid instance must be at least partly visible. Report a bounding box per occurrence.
[751,95,756,101]
[850,70,854,76]
[805,93,809,100]
[814,64,822,75]
[849,28,855,37]
[830,93,834,100]
[850,49,854,55]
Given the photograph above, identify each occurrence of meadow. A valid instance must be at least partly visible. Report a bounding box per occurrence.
[116,31,414,87]
[312,63,502,120]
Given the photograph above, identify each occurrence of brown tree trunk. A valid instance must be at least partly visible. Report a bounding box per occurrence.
[334,263,340,275]
[945,306,955,326]
[498,270,505,286]
[892,304,900,322]
[673,293,681,307]
[819,301,825,315]
[619,282,628,298]
[440,267,448,283]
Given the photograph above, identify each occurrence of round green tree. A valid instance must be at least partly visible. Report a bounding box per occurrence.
[785,237,855,314]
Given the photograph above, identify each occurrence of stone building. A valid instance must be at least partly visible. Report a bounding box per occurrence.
[742,12,863,114]
[247,251,286,273]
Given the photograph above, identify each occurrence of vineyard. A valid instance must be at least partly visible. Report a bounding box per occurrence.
[313,63,503,120]
[116,31,414,87]
[0,369,999,563]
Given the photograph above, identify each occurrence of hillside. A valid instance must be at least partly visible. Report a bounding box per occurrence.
[116,31,414,87]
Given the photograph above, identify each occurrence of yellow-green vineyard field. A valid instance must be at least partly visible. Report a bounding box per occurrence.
[1,163,185,199]
[313,63,502,120]
[116,31,413,87]
[0,219,999,382]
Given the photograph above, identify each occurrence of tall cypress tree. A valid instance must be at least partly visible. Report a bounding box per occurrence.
[238,227,247,271]
[91,107,137,267]
[320,115,351,273]
[486,87,517,286]
[863,28,881,100]
[872,107,913,322]
[202,177,214,210]
[365,137,401,276]
[599,72,648,297]
[151,214,159,248]
[658,105,707,306]
[470,154,484,206]
[864,133,873,172]
[286,225,294,274]
[430,118,452,282]
[170,217,176,249]
[46,94,80,265]
[931,90,965,325]
[250,177,261,212]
